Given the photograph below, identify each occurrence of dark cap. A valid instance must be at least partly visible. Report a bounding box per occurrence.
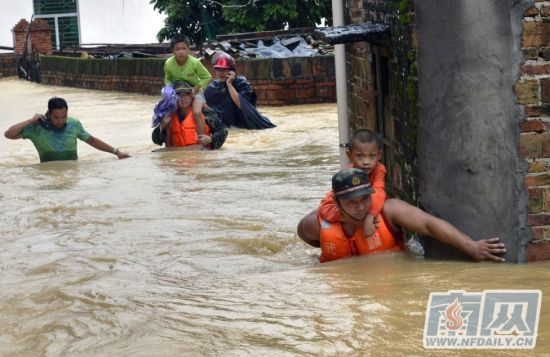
[173,81,193,94]
[332,168,374,200]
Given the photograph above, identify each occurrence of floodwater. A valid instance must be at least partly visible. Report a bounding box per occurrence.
[0,77,548,356]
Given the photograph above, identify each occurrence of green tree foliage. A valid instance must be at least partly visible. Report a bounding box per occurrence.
[150,0,223,51]
[150,0,331,49]
[222,0,332,32]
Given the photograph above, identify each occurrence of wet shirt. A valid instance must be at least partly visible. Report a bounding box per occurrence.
[21,117,91,162]
[164,55,212,90]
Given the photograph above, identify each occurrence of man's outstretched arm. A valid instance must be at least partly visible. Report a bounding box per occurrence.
[85,135,130,159]
[383,198,506,262]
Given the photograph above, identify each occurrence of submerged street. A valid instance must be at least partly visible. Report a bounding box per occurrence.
[0,78,548,356]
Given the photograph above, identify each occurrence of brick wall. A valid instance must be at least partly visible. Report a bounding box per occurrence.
[39,55,335,106]
[518,1,550,262]
[345,0,418,201]
[41,56,165,94]
[0,54,17,77]
[12,18,53,56]
[239,56,335,106]
[12,19,29,55]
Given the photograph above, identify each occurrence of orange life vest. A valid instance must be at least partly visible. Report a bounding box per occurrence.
[319,214,404,263]
[169,110,211,147]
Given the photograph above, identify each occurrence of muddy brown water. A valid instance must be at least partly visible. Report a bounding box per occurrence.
[0,78,548,356]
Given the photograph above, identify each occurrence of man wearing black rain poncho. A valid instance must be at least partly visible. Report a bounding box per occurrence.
[204,52,276,130]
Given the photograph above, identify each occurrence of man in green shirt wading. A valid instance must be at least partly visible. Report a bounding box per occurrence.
[4,97,130,163]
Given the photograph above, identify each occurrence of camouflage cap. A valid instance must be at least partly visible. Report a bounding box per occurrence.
[332,168,374,200]
[173,81,193,94]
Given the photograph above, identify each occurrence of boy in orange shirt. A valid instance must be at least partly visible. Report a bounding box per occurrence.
[319,129,386,238]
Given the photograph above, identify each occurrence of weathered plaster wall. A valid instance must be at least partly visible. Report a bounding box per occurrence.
[415,0,532,262]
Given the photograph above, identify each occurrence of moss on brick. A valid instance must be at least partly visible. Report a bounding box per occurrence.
[353,0,419,203]
[399,0,409,13]
[398,13,412,25]
[529,188,544,213]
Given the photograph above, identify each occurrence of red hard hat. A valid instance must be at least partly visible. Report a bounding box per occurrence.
[213,52,235,69]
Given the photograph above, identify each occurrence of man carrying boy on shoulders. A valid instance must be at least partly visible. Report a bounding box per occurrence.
[152,81,227,150]
[298,168,507,263]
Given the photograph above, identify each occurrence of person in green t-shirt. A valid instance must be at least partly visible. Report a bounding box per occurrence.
[4,97,130,163]
[164,34,212,139]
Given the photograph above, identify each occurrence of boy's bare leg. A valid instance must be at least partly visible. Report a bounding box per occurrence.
[363,214,376,237]
[192,95,206,136]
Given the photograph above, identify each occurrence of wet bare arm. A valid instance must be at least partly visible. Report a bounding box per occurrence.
[383,198,506,262]
[152,115,172,146]
[297,210,321,247]
[4,114,42,139]
[85,135,130,159]
[226,72,241,109]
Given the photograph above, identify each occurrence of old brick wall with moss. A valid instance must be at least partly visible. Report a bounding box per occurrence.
[345,0,418,202]
[517,1,550,261]
[39,55,335,106]
[0,54,16,77]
